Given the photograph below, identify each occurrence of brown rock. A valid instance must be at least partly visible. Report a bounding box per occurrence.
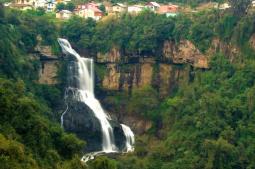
[159,64,189,97]
[38,61,58,84]
[97,47,121,63]
[102,64,120,90]
[163,40,209,68]
[35,44,58,59]
[159,64,173,97]
[120,115,152,135]
[208,38,240,63]
[138,63,153,87]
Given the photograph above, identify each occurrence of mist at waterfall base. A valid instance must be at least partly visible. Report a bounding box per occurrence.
[57,38,135,162]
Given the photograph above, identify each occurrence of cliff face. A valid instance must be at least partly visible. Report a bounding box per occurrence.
[38,61,58,84]
[163,40,209,68]
[98,40,204,96]
[100,58,155,91]
[208,38,240,62]
[37,39,212,134]
[36,44,59,85]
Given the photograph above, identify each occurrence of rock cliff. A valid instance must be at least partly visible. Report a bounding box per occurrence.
[35,39,59,85]
[207,38,240,63]
[37,39,219,135]
[163,40,209,68]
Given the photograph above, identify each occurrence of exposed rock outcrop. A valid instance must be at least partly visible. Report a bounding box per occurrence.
[208,38,240,62]
[38,60,59,84]
[102,61,155,92]
[159,64,189,97]
[97,47,121,63]
[120,115,152,135]
[138,62,153,88]
[102,64,120,90]
[35,42,59,85]
[163,40,209,68]
[101,61,189,97]
[35,45,58,59]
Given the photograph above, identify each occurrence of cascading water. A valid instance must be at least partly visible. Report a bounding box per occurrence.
[121,124,135,152]
[57,38,135,160]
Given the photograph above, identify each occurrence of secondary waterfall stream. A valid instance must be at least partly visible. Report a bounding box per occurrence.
[57,38,134,161]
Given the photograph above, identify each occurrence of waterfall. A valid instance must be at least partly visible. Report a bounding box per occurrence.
[57,38,135,157]
[121,124,135,152]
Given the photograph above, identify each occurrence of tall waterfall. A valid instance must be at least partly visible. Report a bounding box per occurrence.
[57,38,135,157]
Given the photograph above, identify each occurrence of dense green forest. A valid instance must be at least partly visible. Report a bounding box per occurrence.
[1,0,255,168]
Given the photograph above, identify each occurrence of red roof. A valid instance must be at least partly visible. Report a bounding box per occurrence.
[157,5,178,14]
[76,3,103,14]
[146,2,160,7]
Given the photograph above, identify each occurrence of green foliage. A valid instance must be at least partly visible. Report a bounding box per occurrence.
[61,155,88,169]
[0,78,86,168]
[1,4,255,169]
[99,4,106,14]
[61,16,96,53]
[216,14,238,42]
[0,8,85,168]
[66,2,76,12]
[59,134,86,158]
[57,2,76,12]
[56,3,65,11]
[89,156,117,169]
[127,86,159,119]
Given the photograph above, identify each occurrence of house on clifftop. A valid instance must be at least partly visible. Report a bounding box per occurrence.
[157,4,179,17]
[112,3,127,14]
[75,3,103,21]
[145,2,160,12]
[56,9,72,19]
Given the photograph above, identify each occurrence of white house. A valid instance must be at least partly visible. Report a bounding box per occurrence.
[34,0,47,8]
[56,10,72,19]
[128,5,144,14]
[219,3,231,10]
[45,0,56,12]
[145,2,160,12]
[75,3,103,21]
[112,3,127,13]
[252,0,255,7]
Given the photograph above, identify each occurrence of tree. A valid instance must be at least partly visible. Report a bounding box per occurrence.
[56,2,65,11]
[37,7,45,15]
[89,156,117,169]
[66,2,75,12]
[99,4,106,14]
[127,86,159,119]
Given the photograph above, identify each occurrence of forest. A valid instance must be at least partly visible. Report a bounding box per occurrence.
[0,0,255,168]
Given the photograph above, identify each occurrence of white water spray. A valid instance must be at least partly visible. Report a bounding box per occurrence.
[121,124,135,152]
[57,38,135,158]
